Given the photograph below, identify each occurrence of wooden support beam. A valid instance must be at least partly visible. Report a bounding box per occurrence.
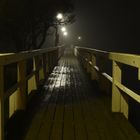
[91,55,97,80]
[17,61,27,110]
[86,53,91,73]
[46,53,50,75]
[33,56,40,88]
[112,61,122,112]
[112,61,129,118]
[42,54,47,79]
[138,68,140,80]
[0,66,4,140]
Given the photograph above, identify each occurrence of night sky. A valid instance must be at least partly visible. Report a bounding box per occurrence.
[67,0,139,54]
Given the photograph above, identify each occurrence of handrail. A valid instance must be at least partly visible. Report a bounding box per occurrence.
[0,46,62,65]
[0,46,64,140]
[75,46,140,119]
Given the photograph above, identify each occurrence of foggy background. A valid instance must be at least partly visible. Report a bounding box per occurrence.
[66,0,139,54]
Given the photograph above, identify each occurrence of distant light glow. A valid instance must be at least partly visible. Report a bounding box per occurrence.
[61,27,66,32]
[56,13,63,20]
[78,36,82,40]
[63,32,68,36]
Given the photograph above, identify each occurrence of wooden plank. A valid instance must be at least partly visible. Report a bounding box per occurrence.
[17,60,27,110]
[112,61,122,112]
[0,66,4,140]
[4,83,18,99]
[76,46,140,68]
[113,113,140,140]
[63,63,75,140]
[24,108,47,140]
[50,122,63,140]
[75,122,87,140]
[64,105,73,122]
[42,54,47,79]
[35,67,60,140]
[63,121,75,140]
[110,52,140,68]
[33,56,40,88]
[138,68,140,80]
[37,121,52,140]
[0,46,64,66]
[24,66,58,140]
[115,80,140,103]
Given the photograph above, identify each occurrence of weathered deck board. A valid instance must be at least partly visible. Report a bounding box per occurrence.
[24,48,140,140]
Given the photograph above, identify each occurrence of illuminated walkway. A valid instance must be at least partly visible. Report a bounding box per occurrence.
[24,48,140,140]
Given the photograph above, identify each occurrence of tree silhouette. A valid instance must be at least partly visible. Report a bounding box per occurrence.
[0,0,75,51]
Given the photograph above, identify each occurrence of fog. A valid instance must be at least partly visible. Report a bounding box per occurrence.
[67,0,139,54]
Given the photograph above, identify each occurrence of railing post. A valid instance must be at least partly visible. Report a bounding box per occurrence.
[91,54,98,80]
[46,53,50,75]
[17,61,27,110]
[55,49,59,65]
[0,66,5,140]
[112,61,129,118]
[86,53,91,73]
[33,56,40,88]
[42,54,47,79]
[112,61,121,112]
[49,52,53,72]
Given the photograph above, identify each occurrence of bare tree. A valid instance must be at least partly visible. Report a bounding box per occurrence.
[0,0,75,52]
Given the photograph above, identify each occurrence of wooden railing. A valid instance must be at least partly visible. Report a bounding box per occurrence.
[75,46,140,119]
[0,46,64,140]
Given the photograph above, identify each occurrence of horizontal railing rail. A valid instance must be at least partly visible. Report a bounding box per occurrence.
[75,46,140,120]
[0,46,64,140]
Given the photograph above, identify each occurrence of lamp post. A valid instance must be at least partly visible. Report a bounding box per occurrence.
[55,13,63,46]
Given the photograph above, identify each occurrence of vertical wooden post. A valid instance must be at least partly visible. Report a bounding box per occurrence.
[86,53,91,73]
[112,61,122,112]
[42,54,47,79]
[138,68,140,80]
[46,53,50,75]
[83,53,87,69]
[33,56,40,88]
[55,49,59,65]
[49,52,53,72]
[112,61,129,119]
[17,61,27,110]
[91,54,97,80]
[0,66,4,140]
[51,51,54,69]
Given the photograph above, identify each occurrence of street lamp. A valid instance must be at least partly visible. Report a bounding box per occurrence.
[56,13,63,20]
[61,27,66,32]
[63,32,68,36]
[78,36,82,40]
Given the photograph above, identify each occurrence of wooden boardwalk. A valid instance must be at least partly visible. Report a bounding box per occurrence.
[24,48,140,140]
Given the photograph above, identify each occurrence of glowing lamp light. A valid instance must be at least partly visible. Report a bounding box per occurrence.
[63,32,68,36]
[78,36,82,40]
[56,13,63,20]
[61,27,66,32]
